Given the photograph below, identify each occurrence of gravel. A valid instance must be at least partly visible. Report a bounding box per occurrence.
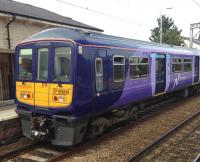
[60,96,200,162]
[139,116,200,162]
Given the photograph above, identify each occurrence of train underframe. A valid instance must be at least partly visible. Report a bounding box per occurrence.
[16,85,200,146]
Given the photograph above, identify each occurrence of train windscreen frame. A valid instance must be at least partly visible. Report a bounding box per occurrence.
[53,47,72,82]
[18,48,33,80]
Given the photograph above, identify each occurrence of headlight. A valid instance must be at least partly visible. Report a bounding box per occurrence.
[58,95,64,102]
[23,93,27,99]
[21,93,31,99]
[53,95,66,103]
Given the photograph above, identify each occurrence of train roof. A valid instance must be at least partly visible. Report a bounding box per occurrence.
[22,27,200,55]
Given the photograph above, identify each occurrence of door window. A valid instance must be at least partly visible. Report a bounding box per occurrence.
[95,58,103,92]
[37,48,48,80]
[156,58,165,74]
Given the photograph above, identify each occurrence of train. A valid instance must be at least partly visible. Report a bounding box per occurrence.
[15,27,200,146]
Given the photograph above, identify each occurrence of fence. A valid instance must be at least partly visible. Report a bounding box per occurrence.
[0,68,14,101]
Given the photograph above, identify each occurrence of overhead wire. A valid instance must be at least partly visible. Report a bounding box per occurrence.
[191,0,200,7]
[56,0,152,28]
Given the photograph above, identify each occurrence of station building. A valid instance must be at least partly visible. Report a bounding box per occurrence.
[0,0,103,103]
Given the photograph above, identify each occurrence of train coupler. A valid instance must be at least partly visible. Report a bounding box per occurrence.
[31,117,51,141]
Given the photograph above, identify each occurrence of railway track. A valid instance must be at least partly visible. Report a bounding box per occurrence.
[0,96,192,162]
[125,110,200,162]
[193,153,200,162]
[0,142,69,162]
[0,142,39,160]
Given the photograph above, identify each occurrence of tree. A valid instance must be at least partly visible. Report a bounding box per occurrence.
[149,15,185,46]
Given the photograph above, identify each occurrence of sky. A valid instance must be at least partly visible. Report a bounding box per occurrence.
[15,0,200,42]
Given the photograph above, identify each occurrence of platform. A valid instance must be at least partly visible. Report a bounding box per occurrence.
[0,104,18,121]
[0,99,15,107]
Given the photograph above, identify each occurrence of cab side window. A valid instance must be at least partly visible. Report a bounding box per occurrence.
[18,49,32,80]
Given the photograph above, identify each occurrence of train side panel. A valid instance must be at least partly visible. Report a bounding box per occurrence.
[113,50,152,107]
[167,54,193,92]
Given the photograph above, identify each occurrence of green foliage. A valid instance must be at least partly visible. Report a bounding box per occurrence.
[149,15,185,46]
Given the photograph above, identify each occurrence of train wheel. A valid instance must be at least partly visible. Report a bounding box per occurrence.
[88,117,109,138]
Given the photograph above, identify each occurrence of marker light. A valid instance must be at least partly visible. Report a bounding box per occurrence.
[27,94,30,98]
[54,96,58,101]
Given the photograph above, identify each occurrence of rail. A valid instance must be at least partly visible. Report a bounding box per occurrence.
[125,110,200,162]
[0,142,40,160]
[193,153,200,162]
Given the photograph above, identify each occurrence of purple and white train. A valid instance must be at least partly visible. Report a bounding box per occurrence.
[15,28,200,146]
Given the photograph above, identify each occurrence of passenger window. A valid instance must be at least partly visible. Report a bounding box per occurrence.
[172,58,182,73]
[183,59,192,72]
[113,56,125,82]
[37,48,48,80]
[95,58,103,92]
[129,57,148,79]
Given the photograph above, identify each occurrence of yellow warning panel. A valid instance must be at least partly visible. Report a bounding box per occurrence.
[16,82,73,108]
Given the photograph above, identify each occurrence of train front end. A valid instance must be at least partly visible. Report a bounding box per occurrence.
[15,37,87,146]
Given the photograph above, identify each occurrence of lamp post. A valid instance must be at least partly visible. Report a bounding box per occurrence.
[160,7,172,44]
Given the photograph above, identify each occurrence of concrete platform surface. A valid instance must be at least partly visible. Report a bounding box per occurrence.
[0,104,18,121]
[0,99,15,107]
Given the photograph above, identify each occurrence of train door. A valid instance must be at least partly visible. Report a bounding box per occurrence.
[34,47,49,107]
[94,49,109,110]
[155,54,166,94]
[194,56,199,83]
[94,49,108,93]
